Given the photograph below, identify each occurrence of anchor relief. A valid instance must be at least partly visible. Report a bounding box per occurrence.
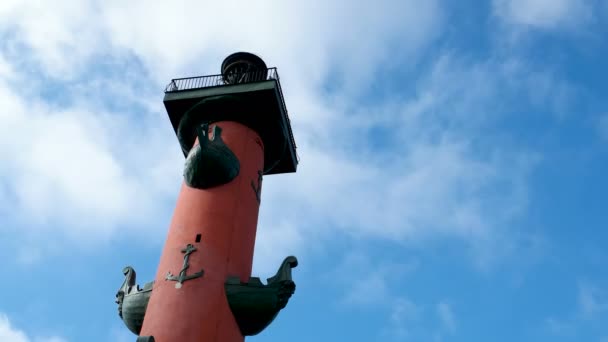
[165,244,204,288]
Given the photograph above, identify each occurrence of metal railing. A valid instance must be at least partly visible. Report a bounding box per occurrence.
[273,71,299,154]
[165,67,280,93]
[165,67,298,154]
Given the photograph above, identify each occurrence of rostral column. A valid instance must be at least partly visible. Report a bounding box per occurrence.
[115,52,299,342]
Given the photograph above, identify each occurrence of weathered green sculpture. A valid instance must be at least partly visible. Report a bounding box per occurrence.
[117,257,297,338]
[225,256,298,336]
[115,267,154,335]
[183,123,240,189]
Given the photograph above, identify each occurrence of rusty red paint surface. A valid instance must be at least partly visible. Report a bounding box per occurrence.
[140,121,264,342]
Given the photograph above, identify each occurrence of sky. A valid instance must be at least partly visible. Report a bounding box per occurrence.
[0,0,607,341]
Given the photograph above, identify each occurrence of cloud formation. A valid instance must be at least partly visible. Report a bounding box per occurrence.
[493,0,593,29]
[437,301,456,333]
[387,297,420,338]
[0,314,65,342]
[579,282,608,317]
[0,0,550,274]
[597,113,608,141]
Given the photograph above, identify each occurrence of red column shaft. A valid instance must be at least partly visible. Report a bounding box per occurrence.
[140,121,264,342]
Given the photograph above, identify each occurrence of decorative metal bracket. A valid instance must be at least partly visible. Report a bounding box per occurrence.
[165,244,204,289]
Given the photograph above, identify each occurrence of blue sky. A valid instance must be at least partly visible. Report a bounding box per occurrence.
[1,0,607,341]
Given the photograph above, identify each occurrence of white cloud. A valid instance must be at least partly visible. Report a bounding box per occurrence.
[252,219,305,275]
[0,0,444,266]
[543,282,608,337]
[0,53,15,79]
[578,282,608,317]
[382,298,459,340]
[0,0,550,273]
[0,316,26,342]
[0,0,106,79]
[287,139,495,240]
[544,316,575,335]
[597,114,608,141]
[387,297,421,338]
[0,76,180,244]
[107,326,133,342]
[437,301,456,333]
[0,314,65,342]
[0,0,442,84]
[328,252,418,307]
[258,54,544,270]
[493,0,593,29]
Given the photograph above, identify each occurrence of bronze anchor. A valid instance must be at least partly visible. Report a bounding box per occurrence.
[165,244,204,288]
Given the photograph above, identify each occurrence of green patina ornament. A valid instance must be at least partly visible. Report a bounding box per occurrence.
[225,256,298,336]
[183,123,240,189]
[136,337,155,342]
[165,244,204,288]
[115,267,154,336]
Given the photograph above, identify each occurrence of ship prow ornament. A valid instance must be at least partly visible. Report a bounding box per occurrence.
[183,123,240,189]
[225,256,299,336]
[115,267,154,335]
